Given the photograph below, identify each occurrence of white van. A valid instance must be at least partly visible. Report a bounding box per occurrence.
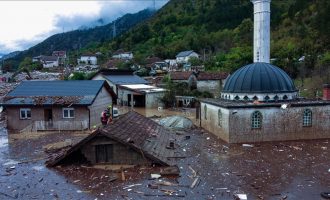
[113,107,119,118]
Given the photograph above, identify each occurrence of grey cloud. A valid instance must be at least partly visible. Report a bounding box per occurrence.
[54,0,169,31]
[3,0,169,53]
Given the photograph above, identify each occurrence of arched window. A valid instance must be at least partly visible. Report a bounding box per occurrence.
[218,109,222,127]
[283,95,288,100]
[251,111,262,129]
[234,96,240,100]
[244,96,249,101]
[253,96,258,101]
[204,105,207,120]
[303,109,312,127]
[274,95,279,101]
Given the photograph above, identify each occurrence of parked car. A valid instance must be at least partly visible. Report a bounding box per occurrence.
[113,107,119,118]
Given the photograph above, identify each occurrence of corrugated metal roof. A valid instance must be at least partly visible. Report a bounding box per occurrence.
[176,50,195,57]
[4,80,106,106]
[103,75,148,85]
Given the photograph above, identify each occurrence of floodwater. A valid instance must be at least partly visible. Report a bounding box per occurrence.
[0,107,329,200]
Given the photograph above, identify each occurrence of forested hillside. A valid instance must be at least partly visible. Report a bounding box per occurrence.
[101,0,330,80]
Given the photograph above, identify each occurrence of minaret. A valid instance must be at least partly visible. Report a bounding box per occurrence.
[251,0,271,63]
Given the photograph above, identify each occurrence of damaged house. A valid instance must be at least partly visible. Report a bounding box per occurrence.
[47,111,180,167]
[3,80,116,132]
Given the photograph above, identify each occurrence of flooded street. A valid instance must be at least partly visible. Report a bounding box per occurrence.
[0,108,329,199]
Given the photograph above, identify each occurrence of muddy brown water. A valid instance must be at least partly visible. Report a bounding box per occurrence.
[0,108,329,200]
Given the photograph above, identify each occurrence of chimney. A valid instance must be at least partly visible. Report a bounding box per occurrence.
[323,84,330,101]
[251,0,271,63]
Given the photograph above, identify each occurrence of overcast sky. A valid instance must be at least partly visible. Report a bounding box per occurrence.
[0,0,168,54]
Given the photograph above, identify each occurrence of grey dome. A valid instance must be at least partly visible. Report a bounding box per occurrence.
[223,62,296,93]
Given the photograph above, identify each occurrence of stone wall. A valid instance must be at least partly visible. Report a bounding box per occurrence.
[197,80,221,98]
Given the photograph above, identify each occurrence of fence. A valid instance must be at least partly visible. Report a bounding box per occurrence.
[20,120,88,133]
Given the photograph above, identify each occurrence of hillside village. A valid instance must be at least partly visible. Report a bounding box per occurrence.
[0,0,330,200]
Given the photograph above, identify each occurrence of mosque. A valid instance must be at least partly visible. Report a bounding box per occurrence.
[199,0,330,143]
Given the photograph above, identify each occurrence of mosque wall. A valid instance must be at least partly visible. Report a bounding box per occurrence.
[201,103,330,143]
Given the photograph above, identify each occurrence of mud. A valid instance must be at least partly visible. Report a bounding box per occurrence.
[0,108,329,200]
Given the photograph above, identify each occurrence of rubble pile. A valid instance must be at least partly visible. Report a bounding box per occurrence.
[15,71,61,82]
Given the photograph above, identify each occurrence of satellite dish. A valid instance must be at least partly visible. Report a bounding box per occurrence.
[0,106,3,113]
[281,104,288,109]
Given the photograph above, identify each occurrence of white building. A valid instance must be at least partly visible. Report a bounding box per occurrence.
[176,50,199,64]
[33,55,59,68]
[117,84,166,108]
[78,54,97,65]
[112,51,134,60]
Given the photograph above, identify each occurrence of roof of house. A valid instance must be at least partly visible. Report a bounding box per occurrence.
[52,51,66,57]
[176,50,197,57]
[36,55,58,62]
[81,53,96,57]
[169,71,229,81]
[47,111,182,167]
[103,75,149,85]
[3,80,115,106]
[119,84,166,94]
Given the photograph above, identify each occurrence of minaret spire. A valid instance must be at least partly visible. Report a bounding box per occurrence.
[251,0,271,63]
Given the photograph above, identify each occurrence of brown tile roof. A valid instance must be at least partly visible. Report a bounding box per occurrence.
[47,111,181,167]
[169,71,229,81]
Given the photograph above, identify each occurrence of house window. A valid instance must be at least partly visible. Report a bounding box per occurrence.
[63,108,74,118]
[303,109,312,127]
[95,144,113,163]
[218,109,222,127]
[251,111,262,129]
[20,108,31,119]
[204,105,207,120]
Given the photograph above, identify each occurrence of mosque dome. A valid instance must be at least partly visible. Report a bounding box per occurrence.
[221,62,297,101]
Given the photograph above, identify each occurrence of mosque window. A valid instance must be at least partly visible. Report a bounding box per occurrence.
[234,96,240,100]
[218,109,222,127]
[253,96,258,101]
[283,95,288,100]
[274,95,279,101]
[303,109,312,127]
[244,96,249,101]
[204,105,207,120]
[264,96,270,101]
[251,111,262,129]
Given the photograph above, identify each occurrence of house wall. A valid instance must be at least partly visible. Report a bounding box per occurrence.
[92,74,117,94]
[176,52,199,63]
[88,87,113,127]
[117,88,140,106]
[6,106,89,132]
[197,80,221,98]
[200,102,330,143]
[43,60,59,68]
[200,103,230,142]
[79,56,97,65]
[80,135,150,165]
[146,92,165,108]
